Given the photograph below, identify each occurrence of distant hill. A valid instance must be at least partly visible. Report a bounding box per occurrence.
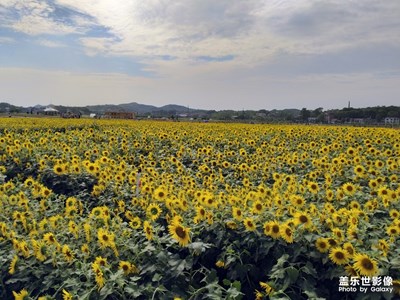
[0,101,205,116]
[85,102,197,114]
[0,102,22,113]
[117,102,158,114]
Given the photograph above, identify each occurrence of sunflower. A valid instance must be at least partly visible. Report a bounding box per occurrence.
[389,209,400,219]
[63,289,73,300]
[232,206,244,221]
[226,221,238,230]
[252,200,264,214]
[12,289,29,300]
[146,203,162,221]
[294,211,313,229]
[377,186,389,199]
[342,182,356,196]
[19,240,30,258]
[342,242,355,257]
[62,244,74,263]
[81,244,90,256]
[329,247,349,265]
[53,164,66,175]
[347,227,359,240]
[243,217,257,231]
[290,195,305,208]
[9,254,18,274]
[143,221,154,241]
[32,240,47,262]
[65,206,78,218]
[386,225,399,236]
[40,187,52,198]
[353,253,379,276]
[68,221,79,238]
[280,224,294,243]
[332,228,345,241]
[93,267,105,289]
[315,237,330,253]
[153,186,168,201]
[129,217,142,229]
[259,281,274,295]
[196,206,207,220]
[254,290,263,300]
[83,222,91,242]
[269,221,281,239]
[215,260,225,268]
[345,265,359,277]
[307,181,319,194]
[168,222,191,247]
[353,165,365,177]
[119,261,133,275]
[95,256,108,267]
[332,213,346,226]
[377,239,389,256]
[393,280,400,296]
[97,228,114,248]
[43,232,57,245]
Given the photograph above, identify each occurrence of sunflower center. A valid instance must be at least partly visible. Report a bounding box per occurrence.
[175,226,186,239]
[285,228,292,236]
[335,252,345,259]
[272,225,279,233]
[102,234,109,241]
[361,258,374,270]
[319,242,327,249]
[299,215,308,223]
[255,204,262,210]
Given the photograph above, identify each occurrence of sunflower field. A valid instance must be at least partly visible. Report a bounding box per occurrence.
[0,118,399,300]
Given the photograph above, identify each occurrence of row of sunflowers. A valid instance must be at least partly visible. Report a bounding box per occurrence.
[0,117,399,299]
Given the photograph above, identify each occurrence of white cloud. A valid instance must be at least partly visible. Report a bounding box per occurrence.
[1,0,83,35]
[3,0,400,66]
[11,15,76,35]
[1,0,399,88]
[37,39,66,48]
[0,37,15,44]
[49,0,400,78]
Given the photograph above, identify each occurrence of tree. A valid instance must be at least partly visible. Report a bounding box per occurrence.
[300,108,310,122]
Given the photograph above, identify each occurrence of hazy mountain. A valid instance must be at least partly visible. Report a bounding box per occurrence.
[118,102,158,114]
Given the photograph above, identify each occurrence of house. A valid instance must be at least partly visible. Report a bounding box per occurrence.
[43,106,59,116]
[384,117,400,125]
[104,112,135,119]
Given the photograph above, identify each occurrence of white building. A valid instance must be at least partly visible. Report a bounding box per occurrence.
[384,117,400,125]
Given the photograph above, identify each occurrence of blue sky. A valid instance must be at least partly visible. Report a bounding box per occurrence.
[0,0,399,110]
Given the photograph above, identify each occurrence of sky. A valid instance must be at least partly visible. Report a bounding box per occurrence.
[0,0,399,111]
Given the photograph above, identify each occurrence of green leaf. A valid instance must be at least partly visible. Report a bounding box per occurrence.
[301,261,318,278]
[223,279,231,286]
[152,273,162,282]
[286,266,299,283]
[232,280,241,292]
